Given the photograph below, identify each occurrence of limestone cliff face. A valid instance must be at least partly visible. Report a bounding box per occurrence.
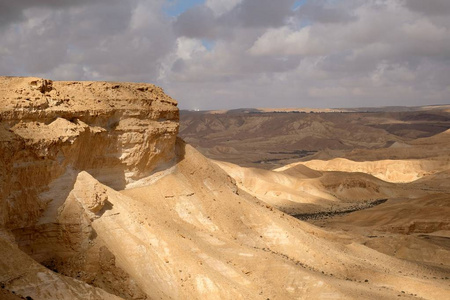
[0,77,179,229]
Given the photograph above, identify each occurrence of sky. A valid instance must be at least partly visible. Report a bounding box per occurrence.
[0,0,449,110]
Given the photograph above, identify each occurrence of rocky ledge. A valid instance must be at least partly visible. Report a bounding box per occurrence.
[0,77,179,229]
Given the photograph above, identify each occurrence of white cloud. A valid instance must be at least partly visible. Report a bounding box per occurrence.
[249,26,325,56]
[176,37,207,60]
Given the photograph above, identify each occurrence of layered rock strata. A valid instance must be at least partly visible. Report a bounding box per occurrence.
[0,76,179,229]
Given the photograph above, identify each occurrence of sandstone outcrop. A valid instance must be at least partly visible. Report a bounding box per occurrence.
[0,77,178,298]
[0,77,179,229]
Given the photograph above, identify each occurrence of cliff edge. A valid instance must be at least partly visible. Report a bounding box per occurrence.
[0,76,179,229]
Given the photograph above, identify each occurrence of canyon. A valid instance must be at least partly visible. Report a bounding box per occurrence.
[0,77,449,299]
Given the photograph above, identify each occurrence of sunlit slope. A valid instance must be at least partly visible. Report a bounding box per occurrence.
[277,158,445,183]
[278,129,450,183]
[215,160,410,214]
[58,140,450,299]
[345,129,450,162]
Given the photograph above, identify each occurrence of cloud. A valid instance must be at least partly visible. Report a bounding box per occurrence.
[176,37,208,60]
[404,0,450,16]
[0,0,175,81]
[249,26,322,56]
[228,0,295,28]
[296,0,357,24]
[173,6,216,39]
[0,0,94,28]
[205,0,243,16]
[0,0,449,109]
[165,0,450,109]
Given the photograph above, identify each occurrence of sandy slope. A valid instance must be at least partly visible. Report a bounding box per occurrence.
[272,129,450,183]
[214,160,415,215]
[278,158,446,183]
[49,139,449,299]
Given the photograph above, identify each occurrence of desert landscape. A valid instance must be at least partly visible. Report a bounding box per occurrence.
[1,0,450,299]
[180,107,450,169]
[0,76,449,299]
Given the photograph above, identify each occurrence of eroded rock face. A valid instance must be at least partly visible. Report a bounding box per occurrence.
[72,174,109,215]
[0,76,179,229]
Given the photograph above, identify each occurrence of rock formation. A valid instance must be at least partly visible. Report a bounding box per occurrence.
[0,77,449,299]
[0,77,177,299]
[0,77,178,230]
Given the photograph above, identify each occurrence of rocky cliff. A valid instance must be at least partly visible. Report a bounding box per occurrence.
[0,76,179,229]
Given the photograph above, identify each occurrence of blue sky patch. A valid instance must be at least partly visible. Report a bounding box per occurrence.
[201,39,215,51]
[292,0,307,11]
[163,0,205,17]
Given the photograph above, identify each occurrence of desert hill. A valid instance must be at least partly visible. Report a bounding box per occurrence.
[180,104,450,299]
[272,125,450,184]
[214,160,407,215]
[0,77,449,299]
[180,107,450,169]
